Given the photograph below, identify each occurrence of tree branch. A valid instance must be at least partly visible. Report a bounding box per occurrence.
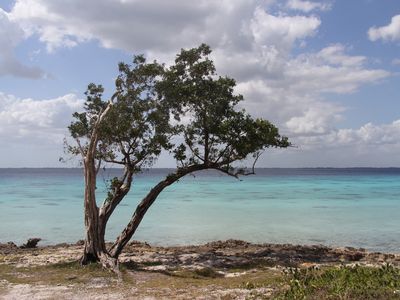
[75,138,85,158]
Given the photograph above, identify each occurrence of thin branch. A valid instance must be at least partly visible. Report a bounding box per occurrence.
[213,167,240,179]
[215,143,231,164]
[75,138,85,158]
[103,159,126,165]
[241,151,263,176]
[95,158,102,174]
[184,133,204,162]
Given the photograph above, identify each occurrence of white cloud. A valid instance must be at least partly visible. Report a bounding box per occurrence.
[296,120,400,149]
[286,0,331,13]
[232,43,388,138]
[0,8,46,78]
[368,14,400,42]
[285,103,343,135]
[3,0,396,166]
[249,7,320,52]
[285,45,389,94]
[392,58,400,65]
[0,92,83,143]
[10,0,256,53]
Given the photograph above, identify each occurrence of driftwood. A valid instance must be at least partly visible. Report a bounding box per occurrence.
[20,238,41,249]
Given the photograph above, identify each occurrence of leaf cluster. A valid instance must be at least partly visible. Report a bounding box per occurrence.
[68,55,174,171]
[67,43,290,176]
[281,264,400,299]
[159,44,290,171]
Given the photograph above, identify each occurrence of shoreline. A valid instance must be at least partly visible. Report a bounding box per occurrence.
[1,239,400,299]
[2,239,400,267]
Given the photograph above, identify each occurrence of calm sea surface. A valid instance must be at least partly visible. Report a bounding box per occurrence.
[0,168,399,252]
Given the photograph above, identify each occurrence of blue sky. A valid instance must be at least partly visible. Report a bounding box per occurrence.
[0,0,399,167]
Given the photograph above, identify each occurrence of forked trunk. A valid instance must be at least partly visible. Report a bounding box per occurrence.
[109,165,208,258]
[109,181,168,258]
[80,155,118,271]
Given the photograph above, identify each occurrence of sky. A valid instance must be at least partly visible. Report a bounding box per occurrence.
[0,0,399,168]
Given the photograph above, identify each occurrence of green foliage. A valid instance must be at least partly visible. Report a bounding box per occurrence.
[68,44,289,173]
[193,267,223,278]
[67,44,290,217]
[280,264,400,299]
[67,55,173,171]
[159,43,290,170]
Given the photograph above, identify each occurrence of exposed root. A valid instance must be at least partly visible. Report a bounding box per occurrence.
[99,253,121,279]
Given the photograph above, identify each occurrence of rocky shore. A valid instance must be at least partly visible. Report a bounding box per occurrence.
[1,239,400,299]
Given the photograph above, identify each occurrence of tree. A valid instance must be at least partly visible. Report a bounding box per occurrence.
[67,44,290,270]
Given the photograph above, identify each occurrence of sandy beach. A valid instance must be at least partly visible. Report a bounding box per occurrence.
[1,239,400,299]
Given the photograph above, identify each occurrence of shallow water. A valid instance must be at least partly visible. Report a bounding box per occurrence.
[0,168,399,252]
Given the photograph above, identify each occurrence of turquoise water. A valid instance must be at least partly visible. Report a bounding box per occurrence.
[0,168,399,252]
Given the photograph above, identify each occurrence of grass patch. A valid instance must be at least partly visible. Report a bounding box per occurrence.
[141,260,164,267]
[0,261,120,286]
[193,267,223,278]
[279,264,400,299]
[139,267,282,291]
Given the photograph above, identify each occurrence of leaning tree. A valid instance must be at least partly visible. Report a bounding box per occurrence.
[67,44,290,270]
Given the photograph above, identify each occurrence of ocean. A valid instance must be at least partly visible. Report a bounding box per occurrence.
[0,168,399,252]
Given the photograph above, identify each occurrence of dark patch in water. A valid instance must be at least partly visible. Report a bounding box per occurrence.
[340,193,363,198]
[181,199,192,202]
[23,194,48,199]
[309,238,326,243]
[52,227,62,231]
[326,196,351,200]
[119,203,130,207]
[14,205,35,209]
[4,190,21,195]
[29,182,52,187]
[41,202,59,206]
[313,206,330,209]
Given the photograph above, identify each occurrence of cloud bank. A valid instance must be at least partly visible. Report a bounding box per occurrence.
[0,8,46,78]
[286,0,331,13]
[368,14,400,42]
[0,0,397,166]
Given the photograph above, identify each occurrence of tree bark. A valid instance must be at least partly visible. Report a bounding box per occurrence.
[80,157,118,270]
[79,103,119,270]
[109,164,207,258]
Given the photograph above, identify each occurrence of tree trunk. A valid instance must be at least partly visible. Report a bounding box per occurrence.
[109,180,169,258]
[75,102,120,270]
[80,157,105,261]
[109,165,207,258]
[80,158,119,270]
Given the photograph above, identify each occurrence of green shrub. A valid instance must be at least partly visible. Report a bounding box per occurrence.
[280,264,400,299]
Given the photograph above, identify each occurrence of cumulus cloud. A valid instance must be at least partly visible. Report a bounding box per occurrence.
[248,7,320,52]
[3,0,396,166]
[10,0,257,53]
[285,103,344,135]
[285,45,388,94]
[0,92,83,143]
[0,8,46,78]
[296,120,400,150]
[232,43,388,138]
[368,14,400,42]
[392,58,400,65]
[286,0,331,13]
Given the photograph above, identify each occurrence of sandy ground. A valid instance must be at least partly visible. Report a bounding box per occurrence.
[1,240,400,299]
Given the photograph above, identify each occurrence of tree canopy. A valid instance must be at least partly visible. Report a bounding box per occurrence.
[66,44,290,269]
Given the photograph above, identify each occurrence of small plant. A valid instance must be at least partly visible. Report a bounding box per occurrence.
[193,267,223,278]
[279,264,400,299]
